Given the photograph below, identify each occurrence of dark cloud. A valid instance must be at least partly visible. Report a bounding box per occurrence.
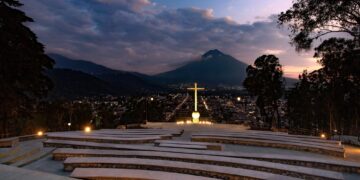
[21,0,316,76]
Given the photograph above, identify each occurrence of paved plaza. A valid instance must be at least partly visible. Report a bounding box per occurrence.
[1,123,360,179]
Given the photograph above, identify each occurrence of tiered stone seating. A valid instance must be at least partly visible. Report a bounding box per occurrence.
[46,133,162,144]
[192,132,344,157]
[54,148,344,179]
[100,128,184,136]
[155,140,223,151]
[91,133,173,140]
[63,157,301,180]
[157,143,208,150]
[194,132,342,146]
[44,139,360,173]
[71,168,219,180]
[0,137,19,148]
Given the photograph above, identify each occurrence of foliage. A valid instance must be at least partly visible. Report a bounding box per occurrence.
[278,0,360,51]
[243,55,285,129]
[287,38,360,135]
[0,0,54,137]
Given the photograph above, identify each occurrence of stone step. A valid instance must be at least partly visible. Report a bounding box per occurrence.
[0,147,40,165]
[0,164,74,180]
[157,143,208,150]
[92,133,172,140]
[192,136,344,157]
[54,148,344,179]
[11,147,55,167]
[46,133,162,144]
[71,168,220,180]
[100,129,183,136]
[64,157,300,180]
[236,131,340,145]
[196,131,340,146]
[43,139,360,173]
[246,131,340,144]
[0,137,19,148]
[155,140,223,151]
[192,133,342,148]
[58,131,173,140]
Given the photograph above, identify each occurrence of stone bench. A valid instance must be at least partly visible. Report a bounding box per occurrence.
[54,148,344,179]
[63,157,300,180]
[101,129,184,136]
[93,133,173,140]
[155,140,223,151]
[76,132,173,140]
[46,133,161,144]
[198,131,340,145]
[192,133,342,149]
[157,143,208,150]
[71,168,220,180]
[192,136,345,157]
[0,137,19,148]
[44,140,360,173]
[236,131,340,145]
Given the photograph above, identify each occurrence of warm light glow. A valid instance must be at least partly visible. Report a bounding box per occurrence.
[237,97,241,101]
[320,133,326,139]
[37,131,43,136]
[176,121,184,125]
[192,111,200,124]
[67,122,71,126]
[199,121,213,125]
[150,97,154,101]
[192,111,200,119]
[186,120,193,124]
[84,126,91,132]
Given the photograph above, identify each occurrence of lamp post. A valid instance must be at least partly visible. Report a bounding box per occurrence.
[67,122,71,131]
[145,97,154,124]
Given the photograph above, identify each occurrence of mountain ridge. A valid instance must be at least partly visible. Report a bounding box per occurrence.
[154,49,248,87]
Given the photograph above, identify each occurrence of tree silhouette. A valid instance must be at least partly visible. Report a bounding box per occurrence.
[0,0,54,137]
[287,38,360,135]
[278,0,360,51]
[243,55,285,129]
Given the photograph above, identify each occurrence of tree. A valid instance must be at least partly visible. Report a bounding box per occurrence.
[287,38,360,135]
[278,0,360,51]
[0,0,54,137]
[243,55,285,129]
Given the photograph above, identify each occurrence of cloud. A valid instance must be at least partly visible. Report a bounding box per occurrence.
[21,0,319,76]
[263,49,285,55]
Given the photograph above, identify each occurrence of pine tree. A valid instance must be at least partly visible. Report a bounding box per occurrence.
[0,0,54,137]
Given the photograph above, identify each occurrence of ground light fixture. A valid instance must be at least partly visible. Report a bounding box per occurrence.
[84,126,91,133]
[37,131,44,136]
[320,133,326,139]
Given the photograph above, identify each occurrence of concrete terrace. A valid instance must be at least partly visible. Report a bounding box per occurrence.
[0,122,360,179]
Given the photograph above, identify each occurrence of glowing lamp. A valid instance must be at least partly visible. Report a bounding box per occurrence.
[237,97,241,101]
[192,111,200,124]
[192,111,200,119]
[67,122,71,126]
[150,97,154,101]
[320,133,326,139]
[37,131,44,136]
[84,126,91,133]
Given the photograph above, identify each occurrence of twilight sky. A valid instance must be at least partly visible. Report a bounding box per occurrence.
[21,0,322,78]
